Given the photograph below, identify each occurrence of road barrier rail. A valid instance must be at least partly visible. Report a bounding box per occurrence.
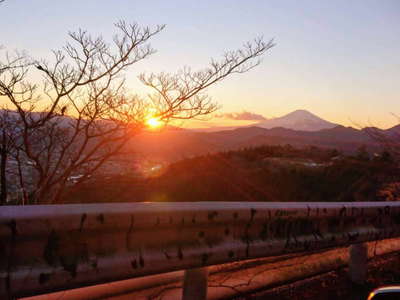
[1,201,400,299]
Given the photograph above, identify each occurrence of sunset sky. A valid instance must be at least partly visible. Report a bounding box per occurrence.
[1,0,399,129]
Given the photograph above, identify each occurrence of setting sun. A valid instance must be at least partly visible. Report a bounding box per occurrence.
[146,117,163,129]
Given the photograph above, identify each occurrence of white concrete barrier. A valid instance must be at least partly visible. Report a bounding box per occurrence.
[23,237,400,300]
[2,201,400,299]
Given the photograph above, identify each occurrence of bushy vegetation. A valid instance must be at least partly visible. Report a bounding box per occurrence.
[63,145,399,204]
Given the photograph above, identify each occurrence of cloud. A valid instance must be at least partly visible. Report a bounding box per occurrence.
[215,111,267,121]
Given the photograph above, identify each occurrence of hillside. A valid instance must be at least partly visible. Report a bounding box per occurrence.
[128,124,381,162]
[63,145,399,204]
[1,109,395,163]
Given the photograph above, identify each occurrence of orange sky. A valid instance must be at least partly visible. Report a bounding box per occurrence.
[2,1,399,130]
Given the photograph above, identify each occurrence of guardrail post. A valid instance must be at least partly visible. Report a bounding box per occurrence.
[182,267,208,300]
[349,243,368,284]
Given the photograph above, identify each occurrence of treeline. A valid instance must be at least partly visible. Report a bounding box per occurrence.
[63,145,399,204]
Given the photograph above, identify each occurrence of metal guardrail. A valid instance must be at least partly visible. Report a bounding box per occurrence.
[1,201,400,299]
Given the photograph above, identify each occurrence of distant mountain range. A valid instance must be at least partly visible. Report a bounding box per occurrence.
[2,109,398,162]
[129,109,400,161]
[257,109,337,131]
[131,124,400,162]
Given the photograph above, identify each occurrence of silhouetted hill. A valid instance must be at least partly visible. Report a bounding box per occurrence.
[1,109,394,163]
[127,130,220,161]
[64,145,399,204]
[385,124,400,137]
[129,124,382,161]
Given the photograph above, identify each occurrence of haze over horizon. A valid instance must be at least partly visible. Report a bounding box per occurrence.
[1,0,399,129]
[181,108,400,132]
[186,108,373,131]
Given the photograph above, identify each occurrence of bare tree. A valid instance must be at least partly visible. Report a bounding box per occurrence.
[0,110,12,204]
[0,52,31,204]
[0,21,274,204]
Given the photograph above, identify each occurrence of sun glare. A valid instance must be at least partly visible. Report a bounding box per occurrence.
[146,117,163,129]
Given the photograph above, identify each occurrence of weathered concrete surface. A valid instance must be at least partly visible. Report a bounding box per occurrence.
[22,253,301,300]
[21,237,400,300]
[2,202,400,298]
[22,271,184,300]
[102,237,400,300]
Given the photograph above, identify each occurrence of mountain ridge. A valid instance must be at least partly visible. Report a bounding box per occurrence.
[256,109,337,131]
[1,109,397,162]
[130,124,386,162]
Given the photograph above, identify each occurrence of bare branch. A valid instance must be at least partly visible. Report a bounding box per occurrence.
[139,38,274,123]
[0,21,273,204]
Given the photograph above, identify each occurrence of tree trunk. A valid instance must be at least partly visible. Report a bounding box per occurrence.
[0,130,7,205]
